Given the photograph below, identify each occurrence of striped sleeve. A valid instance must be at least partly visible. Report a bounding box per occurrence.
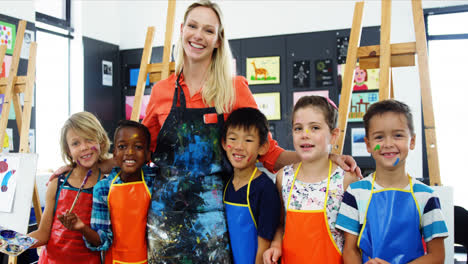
[413,182,449,242]
[336,188,360,235]
[84,175,113,251]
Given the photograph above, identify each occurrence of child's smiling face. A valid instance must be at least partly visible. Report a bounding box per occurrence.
[66,129,101,169]
[365,112,415,170]
[113,127,150,178]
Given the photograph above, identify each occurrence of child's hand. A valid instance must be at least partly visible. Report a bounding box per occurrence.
[365,258,390,264]
[47,165,72,186]
[58,211,85,232]
[263,246,281,264]
[330,154,363,179]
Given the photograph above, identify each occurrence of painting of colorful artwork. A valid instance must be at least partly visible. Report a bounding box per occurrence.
[337,64,380,91]
[253,92,281,120]
[0,155,19,212]
[246,56,280,85]
[125,95,150,120]
[0,21,16,55]
[349,91,379,122]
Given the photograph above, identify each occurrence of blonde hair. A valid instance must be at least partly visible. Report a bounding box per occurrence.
[175,0,235,114]
[60,112,111,166]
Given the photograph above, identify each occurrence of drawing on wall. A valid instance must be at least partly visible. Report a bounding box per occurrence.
[102,60,113,86]
[351,128,370,157]
[20,30,35,60]
[28,129,35,153]
[0,21,16,55]
[2,128,13,153]
[336,36,349,64]
[292,60,310,88]
[246,56,280,85]
[349,91,379,122]
[293,90,329,106]
[125,95,150,120]
[337,64,380,92]
[252,93,281,120]
[0,155,20,212]
[0,55,12,78]
[315,59,334,87]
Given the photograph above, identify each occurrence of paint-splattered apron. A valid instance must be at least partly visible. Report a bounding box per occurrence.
[39,171,101,264]
[147,72,231,263]
[105,170,151,264]
[357,174,424,264]
[282,161,343,264]
[223,168,258,264]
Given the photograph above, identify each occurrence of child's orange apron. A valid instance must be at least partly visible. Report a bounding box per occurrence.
[282,161,343,264]
[105,170,150,264]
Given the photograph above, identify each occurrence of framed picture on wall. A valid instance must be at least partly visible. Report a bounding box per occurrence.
[337,63,380,91]
[246,56,280,85]
[315,59,334,87]
[293,90,329,106]
[253,92,281,120]
[348,91,379,122]
[351,127,370,157]
[0,21,16,55]
[292,60,310,88]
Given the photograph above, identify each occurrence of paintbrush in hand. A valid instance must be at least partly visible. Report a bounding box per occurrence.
[69,169,92,213]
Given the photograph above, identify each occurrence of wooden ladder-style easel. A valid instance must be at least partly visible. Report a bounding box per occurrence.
[333,0,441,186]
[0,20,39,264]
[131,0,177,121]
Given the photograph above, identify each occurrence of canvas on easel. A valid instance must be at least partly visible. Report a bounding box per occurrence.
[0,20,39,263]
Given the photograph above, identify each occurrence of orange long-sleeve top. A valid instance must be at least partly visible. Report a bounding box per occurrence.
[142,73,284,172]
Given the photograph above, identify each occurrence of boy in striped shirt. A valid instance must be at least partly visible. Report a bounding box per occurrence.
[336,99,448,264]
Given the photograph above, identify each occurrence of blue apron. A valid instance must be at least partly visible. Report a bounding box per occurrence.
[358,174,424,264]
[223,167,258,264]
[147,72,231,263]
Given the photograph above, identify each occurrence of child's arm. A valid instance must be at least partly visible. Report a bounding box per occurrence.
[407,237,445,264]
[256,236,271,264]
[343,171,359,192]
[343,232,362,264]
[263,168,285,264]
[28,179,59,247]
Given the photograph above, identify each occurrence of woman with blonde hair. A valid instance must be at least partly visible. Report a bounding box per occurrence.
[143,1,359,262]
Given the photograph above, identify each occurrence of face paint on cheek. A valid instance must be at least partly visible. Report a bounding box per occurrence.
[393,157,400,166]
[247,156,251,162]
[132,134,138,139]
[91,146,97,151]
[227,145,231,149]
[374,144,380,151]
[76,160,81,166]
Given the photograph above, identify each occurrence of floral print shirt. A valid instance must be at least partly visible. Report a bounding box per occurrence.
[282,164,345,251]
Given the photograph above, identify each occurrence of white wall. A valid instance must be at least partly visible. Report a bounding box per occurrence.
[0,1,34,22]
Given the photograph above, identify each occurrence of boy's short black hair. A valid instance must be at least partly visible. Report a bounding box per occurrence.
[114,120,151,151]
[363,99,414,137]
[222,107,269,146]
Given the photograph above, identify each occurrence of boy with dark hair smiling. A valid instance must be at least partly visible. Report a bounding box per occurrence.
[62,120,155,264]
[336,99,448,264]
[222,107,281,264]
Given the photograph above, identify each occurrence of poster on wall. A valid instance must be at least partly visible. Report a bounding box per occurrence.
[246,56,280,85]
[28,129,35,153]
[351,128,370,157]
[125,95,150,120]
[253,93,281,120]
[293,90,329,106]
[2,128,13,153]
[102,60,113,86]
[336,36,349,64]
[0,155,20,212]
[349,91,379,122]
[315,59,334,87]
[0,21,16,55]
[0,55,12,78]
[337,64,380,91]
[20,30,35,59]
[292,60,310,88]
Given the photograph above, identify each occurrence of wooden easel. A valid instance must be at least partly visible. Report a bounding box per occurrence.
[333,0,441,186]
[131,0,177,121]
[0,20,39,264]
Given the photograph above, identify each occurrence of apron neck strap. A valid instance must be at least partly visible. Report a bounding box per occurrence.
[172,71,186,109]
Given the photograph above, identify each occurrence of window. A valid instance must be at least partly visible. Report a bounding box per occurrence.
[426,6,468,209]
